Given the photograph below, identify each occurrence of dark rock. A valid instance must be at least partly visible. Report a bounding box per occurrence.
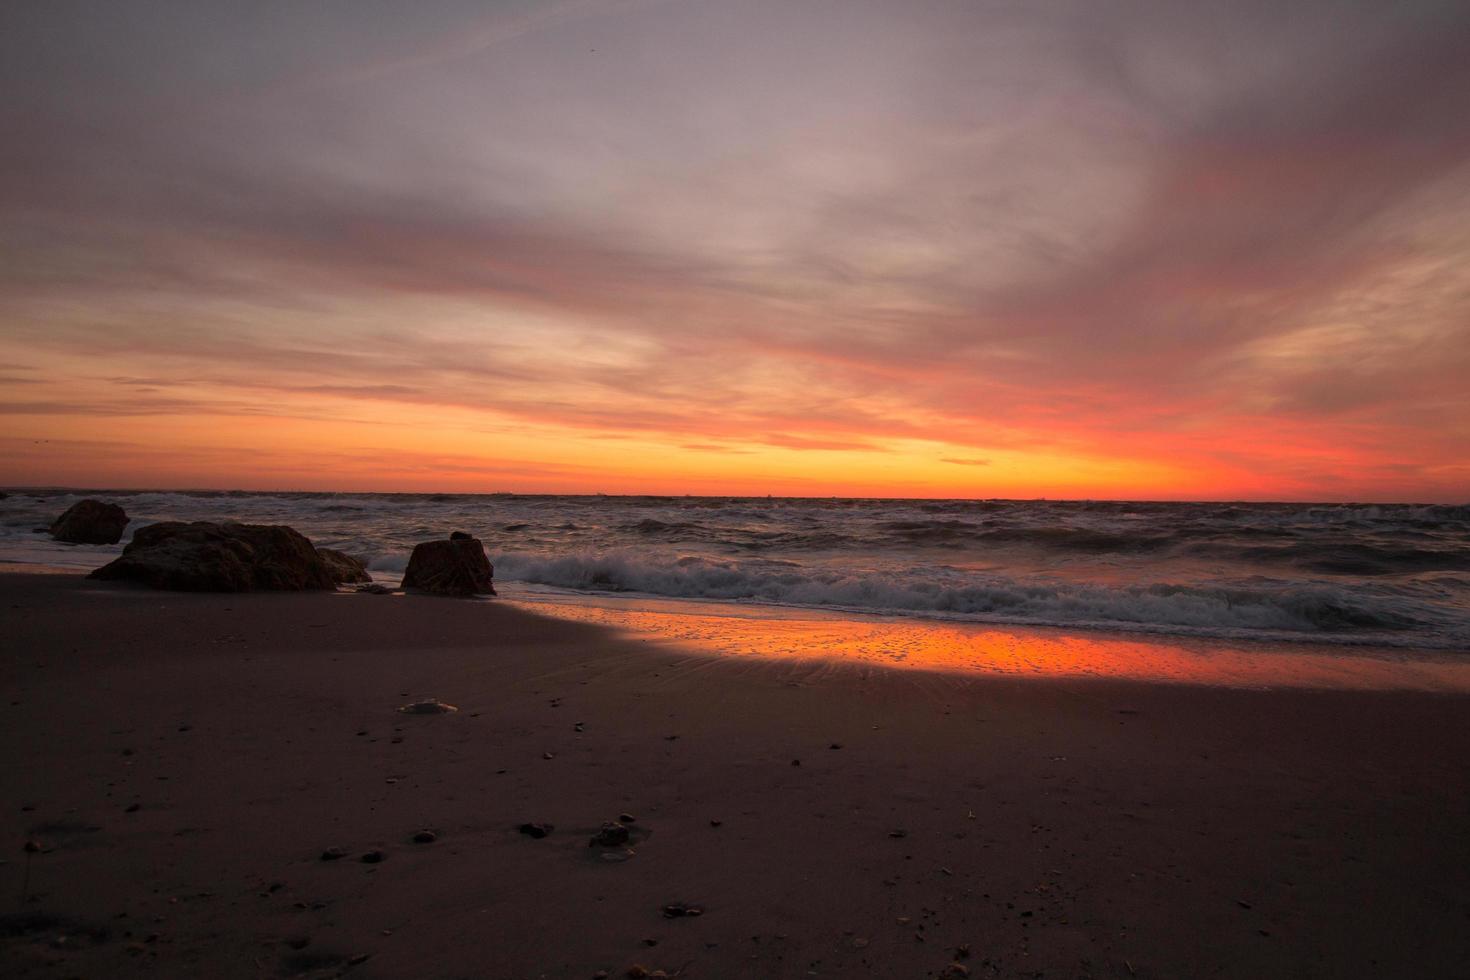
[50,499,129,544]
[411,830,437,844]
[518,822,553,839]
[589,822,630,847]
[618,813,637,824]
[357,583,393,595]
[449,530,473,540]
[400,536,495,596]
[317,548,371,585]
[319,847,347,861]
[88,522,338,592]
[360,850,386,864]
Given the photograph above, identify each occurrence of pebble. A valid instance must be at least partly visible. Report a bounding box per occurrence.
[889,829,908,839]
[618,813,637,824]
[662,902,704,918]
[411,830,437,844]
[519,823,553,839]
[360,850,386,864]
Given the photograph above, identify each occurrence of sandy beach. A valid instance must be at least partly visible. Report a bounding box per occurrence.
[2,571,1468,979]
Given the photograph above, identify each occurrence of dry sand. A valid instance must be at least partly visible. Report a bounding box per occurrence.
[1,571,1467,979]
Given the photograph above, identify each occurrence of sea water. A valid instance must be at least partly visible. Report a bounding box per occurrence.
[2,491,1467,651]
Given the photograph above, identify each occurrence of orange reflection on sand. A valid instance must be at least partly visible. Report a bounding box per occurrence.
[509,596,1470,692]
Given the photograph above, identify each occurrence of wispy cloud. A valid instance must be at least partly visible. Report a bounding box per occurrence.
[2,0,1468,498]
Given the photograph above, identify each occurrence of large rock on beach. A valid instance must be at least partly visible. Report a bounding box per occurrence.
[401,533,495,596]
[89,521,338,592]
[318,548,372,584]
[49,499,130,544]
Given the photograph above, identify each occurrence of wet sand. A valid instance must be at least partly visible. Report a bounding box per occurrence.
[1,571,1467,978]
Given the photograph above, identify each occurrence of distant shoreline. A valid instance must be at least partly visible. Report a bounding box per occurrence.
[4,486,1466,506]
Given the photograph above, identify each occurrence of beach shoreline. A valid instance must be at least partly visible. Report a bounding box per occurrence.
[2,570,1468,978]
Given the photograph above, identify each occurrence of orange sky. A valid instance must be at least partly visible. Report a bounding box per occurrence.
[2,1,1468,501]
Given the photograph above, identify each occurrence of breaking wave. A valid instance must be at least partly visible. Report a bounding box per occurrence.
[492,550,1458,647]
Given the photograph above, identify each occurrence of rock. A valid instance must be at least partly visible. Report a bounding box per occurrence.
[49,499,129,544]
[400,536,495,596]
[618,813,637,824]
[319,847,347,861]
[317,548,371,584]
[518,823,553,839]
[398,699,458,715]
[590,822,630,847]
[357,583,393,595]
[360,850,386,864]
[411,830,437,844]
[449,530,473,540]
[88,522,338,591]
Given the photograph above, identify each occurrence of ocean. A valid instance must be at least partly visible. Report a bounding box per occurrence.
[3,490,1468,651]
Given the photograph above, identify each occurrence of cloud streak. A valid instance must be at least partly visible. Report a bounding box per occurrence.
[2,0,1468,498]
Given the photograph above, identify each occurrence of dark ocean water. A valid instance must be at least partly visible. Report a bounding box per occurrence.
[4,490,1469,650]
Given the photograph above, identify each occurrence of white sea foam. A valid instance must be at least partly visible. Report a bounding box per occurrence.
[490,549,1462,647]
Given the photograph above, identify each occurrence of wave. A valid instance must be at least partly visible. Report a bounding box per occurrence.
[491,549,1458,646]
[1187,540,1470,576]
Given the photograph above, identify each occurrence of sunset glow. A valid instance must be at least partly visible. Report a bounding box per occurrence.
[3,1,1469,499]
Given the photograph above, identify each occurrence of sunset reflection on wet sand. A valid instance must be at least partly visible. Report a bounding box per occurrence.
[509,595,1470,692]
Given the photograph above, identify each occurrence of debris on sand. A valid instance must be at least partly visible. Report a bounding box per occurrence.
[661,903,704,918]
[519,823,553,839]
[397,699,458,715]
[360,850,386,863]
[590,822,631,847]
[319,847,347,861]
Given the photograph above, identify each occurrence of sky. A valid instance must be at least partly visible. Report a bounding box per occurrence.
[2,0,1468,500]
